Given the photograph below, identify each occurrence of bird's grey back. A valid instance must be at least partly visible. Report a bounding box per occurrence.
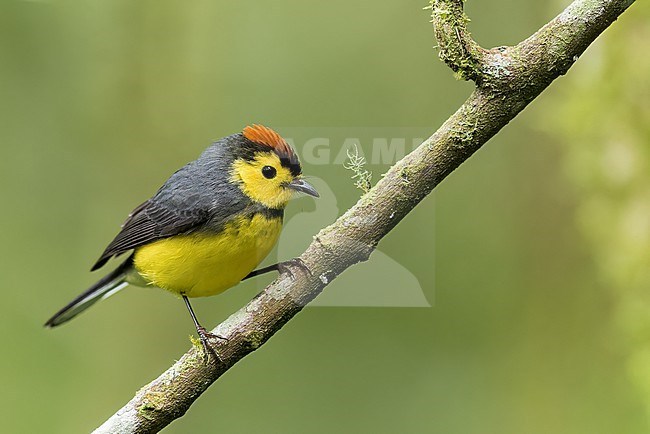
[151,134,252,229]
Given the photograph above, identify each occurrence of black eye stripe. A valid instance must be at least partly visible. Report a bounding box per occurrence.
[262,165,277,179]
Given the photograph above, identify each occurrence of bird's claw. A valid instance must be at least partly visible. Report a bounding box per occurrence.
[277,258,312,280]
[196,326,228,363]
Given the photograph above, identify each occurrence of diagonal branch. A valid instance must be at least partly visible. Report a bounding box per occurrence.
[93,0,637,432]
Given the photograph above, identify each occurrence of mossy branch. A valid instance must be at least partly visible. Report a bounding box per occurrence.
[93,0,636,432]
[429,0,485,82]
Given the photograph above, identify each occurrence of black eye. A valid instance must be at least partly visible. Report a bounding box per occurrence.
[262,165,277,179]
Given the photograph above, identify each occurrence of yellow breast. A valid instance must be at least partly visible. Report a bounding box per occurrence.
[132,214,282,298]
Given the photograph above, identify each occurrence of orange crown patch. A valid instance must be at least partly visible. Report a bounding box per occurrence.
[242,124,295,159]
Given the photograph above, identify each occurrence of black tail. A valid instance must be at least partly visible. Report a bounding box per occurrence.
[45,257,133,328]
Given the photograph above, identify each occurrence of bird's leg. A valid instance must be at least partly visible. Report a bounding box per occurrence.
[183,296,227,362]
[242,263,280,280]
[243,258,312,281]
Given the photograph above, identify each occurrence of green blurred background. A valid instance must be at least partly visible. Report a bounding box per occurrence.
[1,0,649,432]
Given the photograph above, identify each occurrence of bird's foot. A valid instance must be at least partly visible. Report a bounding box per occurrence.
[277,258,312,280]
[195,326,228,363]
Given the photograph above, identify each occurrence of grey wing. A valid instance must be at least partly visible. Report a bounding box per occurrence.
[90,199,209,271]
[90,149,247,271]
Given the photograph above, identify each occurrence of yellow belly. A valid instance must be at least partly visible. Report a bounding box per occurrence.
[132,214,282,298]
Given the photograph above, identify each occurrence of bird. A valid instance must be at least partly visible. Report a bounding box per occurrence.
[45,125,319,357]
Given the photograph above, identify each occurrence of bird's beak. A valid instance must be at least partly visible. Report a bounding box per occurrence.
[287,178,319,197]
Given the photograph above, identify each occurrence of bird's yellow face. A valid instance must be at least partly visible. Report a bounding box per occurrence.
[230,151,299,209]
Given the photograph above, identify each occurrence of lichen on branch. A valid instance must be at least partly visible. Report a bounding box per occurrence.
[344,144,373,193]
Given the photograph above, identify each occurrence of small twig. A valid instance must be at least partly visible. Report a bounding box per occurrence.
[430,0,485,82]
